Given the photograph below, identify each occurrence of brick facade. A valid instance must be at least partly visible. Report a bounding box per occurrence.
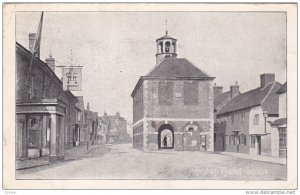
[132,78,214,151]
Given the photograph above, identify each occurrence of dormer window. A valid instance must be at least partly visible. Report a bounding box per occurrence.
[165,41,170,53]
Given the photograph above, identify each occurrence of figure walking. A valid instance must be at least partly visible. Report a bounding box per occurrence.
[163,135,168,148]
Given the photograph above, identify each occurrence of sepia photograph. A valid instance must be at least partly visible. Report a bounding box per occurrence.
[2,3,297,190]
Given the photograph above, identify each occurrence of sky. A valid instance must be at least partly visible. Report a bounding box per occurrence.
[16,12,287,124]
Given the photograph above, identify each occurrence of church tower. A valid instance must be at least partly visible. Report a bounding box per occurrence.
[155,29,177,65]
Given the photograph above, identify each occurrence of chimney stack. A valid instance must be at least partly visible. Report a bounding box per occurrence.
[230,81,240,99]
[45,52,55,72]
[116,112,120,117]
[213,83,223,98]
[260,73,275,87]
[28,33,40,58]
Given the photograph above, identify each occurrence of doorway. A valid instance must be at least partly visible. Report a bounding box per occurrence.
[158,124,174,149]
[257,136,261,155]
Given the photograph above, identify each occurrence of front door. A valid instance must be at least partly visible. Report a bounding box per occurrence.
[257,136,261,155]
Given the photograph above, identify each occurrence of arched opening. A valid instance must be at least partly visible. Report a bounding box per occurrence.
[172,42,176,53]
[159,42,163,53]
[165,41,170,53]
[158,124,174,149]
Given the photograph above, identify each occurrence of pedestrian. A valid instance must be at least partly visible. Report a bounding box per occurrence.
[163,135,167,148]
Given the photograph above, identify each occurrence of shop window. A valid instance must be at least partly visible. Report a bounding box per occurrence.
[28,116,41,148]
[279,127,287,149]
[239,134,247,145]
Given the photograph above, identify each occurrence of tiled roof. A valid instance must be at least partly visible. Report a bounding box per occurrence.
[277,82,287,94]
[271,118,287,126]
[217,82,282,115]
[214,91,234,111]
[146,58,212,78]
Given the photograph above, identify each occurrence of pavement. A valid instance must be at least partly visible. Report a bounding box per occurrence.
[16,143,287,180]
[219,151,287,165]
[16,143,104,170]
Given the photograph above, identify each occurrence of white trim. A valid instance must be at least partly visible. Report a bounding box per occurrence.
[132,118,144,127]
[146,117,212,122]
[132,117,212,127]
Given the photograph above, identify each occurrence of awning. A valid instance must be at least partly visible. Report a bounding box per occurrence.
[271,118,287,127]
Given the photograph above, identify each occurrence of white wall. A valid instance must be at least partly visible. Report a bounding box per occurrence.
[278,93,287,118]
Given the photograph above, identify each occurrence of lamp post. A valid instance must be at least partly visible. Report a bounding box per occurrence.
[263,110,269,134]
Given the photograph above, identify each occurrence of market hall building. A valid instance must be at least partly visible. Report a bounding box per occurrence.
[131,32,215,151]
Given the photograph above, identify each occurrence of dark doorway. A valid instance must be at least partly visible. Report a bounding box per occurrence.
[158,124,174,149]
[257,136,261,155]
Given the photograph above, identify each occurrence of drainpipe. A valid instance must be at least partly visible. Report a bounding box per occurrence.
[263,111,269,134]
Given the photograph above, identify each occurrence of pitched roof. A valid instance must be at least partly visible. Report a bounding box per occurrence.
[217,82,282,115]
[214,91,232,111]
[156,35,177,41]
[271,118,287,126]
[131,58,214,97]
[277,82,287,94]
[75,96,84,111]
[146,58,212,78]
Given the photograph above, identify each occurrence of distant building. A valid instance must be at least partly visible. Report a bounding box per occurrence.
[75,96,87,145]
[215,74,282,157]
[271,82,287,158]
[100,112,129,144]
[84,103,99,145]
[214,82,240,151]
[16,37,78,162]
[97,117,109,144]
[131,32,215,151]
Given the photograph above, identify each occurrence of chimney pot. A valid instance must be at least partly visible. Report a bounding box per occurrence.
[230,82,240,99]
[260,73,275,87]
[45,52,55,73]
[213,84,223,98]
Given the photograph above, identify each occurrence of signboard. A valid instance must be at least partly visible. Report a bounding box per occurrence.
[62,66,82,91]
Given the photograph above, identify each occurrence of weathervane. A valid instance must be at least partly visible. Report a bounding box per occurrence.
[165,19,168,35]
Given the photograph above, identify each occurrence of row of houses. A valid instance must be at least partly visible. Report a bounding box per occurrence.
[214,74,287,158]
[16,34,130,162]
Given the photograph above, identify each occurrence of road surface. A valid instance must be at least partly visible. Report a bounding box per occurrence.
[17,144,286,180]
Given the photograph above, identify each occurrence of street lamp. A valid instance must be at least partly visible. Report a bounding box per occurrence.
[263,110,269,134]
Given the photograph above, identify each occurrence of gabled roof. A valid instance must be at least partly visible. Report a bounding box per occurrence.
[217,82,282,115]
[146,58,212,78]
[277,82,287,94]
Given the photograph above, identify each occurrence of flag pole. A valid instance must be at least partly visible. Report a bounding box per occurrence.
[27,12,44,98]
